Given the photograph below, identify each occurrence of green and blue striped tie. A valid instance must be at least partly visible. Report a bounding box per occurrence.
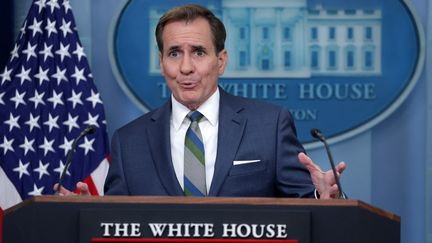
[184,111,206,196]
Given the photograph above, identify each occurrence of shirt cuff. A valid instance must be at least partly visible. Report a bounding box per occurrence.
[314,189,320,199]
[314,189,348,199]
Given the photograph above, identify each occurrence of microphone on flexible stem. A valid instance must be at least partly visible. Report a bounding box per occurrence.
[56,125,97,193]
[310,128,347,199]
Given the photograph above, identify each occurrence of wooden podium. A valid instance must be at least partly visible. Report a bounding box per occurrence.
[3,196,399,243]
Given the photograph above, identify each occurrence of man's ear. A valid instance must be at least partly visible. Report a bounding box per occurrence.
[217,49,227,75]
[159,52,164,75]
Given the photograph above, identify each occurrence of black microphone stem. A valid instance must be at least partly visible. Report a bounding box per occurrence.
[311,128,347,199]
[320,136,347,199]
[56,125,96,194]
[57,138,80,193]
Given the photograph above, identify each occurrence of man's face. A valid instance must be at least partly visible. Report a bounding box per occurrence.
[159,17,227,110]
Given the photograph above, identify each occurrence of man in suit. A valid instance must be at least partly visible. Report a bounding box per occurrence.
[58,4,345,199]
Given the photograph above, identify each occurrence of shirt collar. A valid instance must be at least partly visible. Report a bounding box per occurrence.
[171,88,220,131]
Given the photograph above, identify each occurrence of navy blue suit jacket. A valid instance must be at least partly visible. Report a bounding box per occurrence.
[105,89,315,197]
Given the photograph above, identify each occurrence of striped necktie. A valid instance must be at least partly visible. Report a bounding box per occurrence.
[184,111,206,196]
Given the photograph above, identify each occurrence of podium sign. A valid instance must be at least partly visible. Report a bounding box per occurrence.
[3,196,400,243]
[80,208,309,242]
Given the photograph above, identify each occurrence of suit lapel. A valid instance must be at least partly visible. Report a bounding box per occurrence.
[146,101,184,196]
[209,90,246,196]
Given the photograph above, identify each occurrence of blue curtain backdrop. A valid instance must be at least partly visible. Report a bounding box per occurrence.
[4,0,431,242]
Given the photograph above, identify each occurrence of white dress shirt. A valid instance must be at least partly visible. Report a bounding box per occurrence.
[170,89,219,193]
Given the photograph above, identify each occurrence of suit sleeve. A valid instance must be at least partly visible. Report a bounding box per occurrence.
[275,108,315,198]
[104,130,130,195]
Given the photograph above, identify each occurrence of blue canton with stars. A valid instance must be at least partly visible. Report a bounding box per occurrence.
[0,0,108,200]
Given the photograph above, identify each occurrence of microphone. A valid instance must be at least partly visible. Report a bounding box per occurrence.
[310,128,347,199]
[56,125,97,193]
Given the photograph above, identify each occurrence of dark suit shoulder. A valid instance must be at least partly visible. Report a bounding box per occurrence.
[116,100,170,135]
[221,89,286,115]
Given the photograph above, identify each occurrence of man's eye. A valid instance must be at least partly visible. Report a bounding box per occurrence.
[195,50,205,57]
[168,51,178,57]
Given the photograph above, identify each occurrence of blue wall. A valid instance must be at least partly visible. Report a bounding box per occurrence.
[85,1,430,242]
[86,0,431,242]
[5,0,431,242]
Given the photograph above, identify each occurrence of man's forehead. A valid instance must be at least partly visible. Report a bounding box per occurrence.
[161,19,214,50]
[162,17,211,37]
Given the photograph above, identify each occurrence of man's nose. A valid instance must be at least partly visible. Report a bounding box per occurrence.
[180,53,194,74]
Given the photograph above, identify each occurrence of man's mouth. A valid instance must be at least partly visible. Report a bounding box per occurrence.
[178,80,198,89]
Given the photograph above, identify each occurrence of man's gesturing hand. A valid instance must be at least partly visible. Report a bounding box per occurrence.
[54,181,91,196]
[298,152,346,199]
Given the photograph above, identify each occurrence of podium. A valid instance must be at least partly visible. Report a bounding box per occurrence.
[3,196,399,243]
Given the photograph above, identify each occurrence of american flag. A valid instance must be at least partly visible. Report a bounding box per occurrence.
[0,0,109,209]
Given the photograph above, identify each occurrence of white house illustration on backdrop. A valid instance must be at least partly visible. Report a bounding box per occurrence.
[149,0,382,78]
